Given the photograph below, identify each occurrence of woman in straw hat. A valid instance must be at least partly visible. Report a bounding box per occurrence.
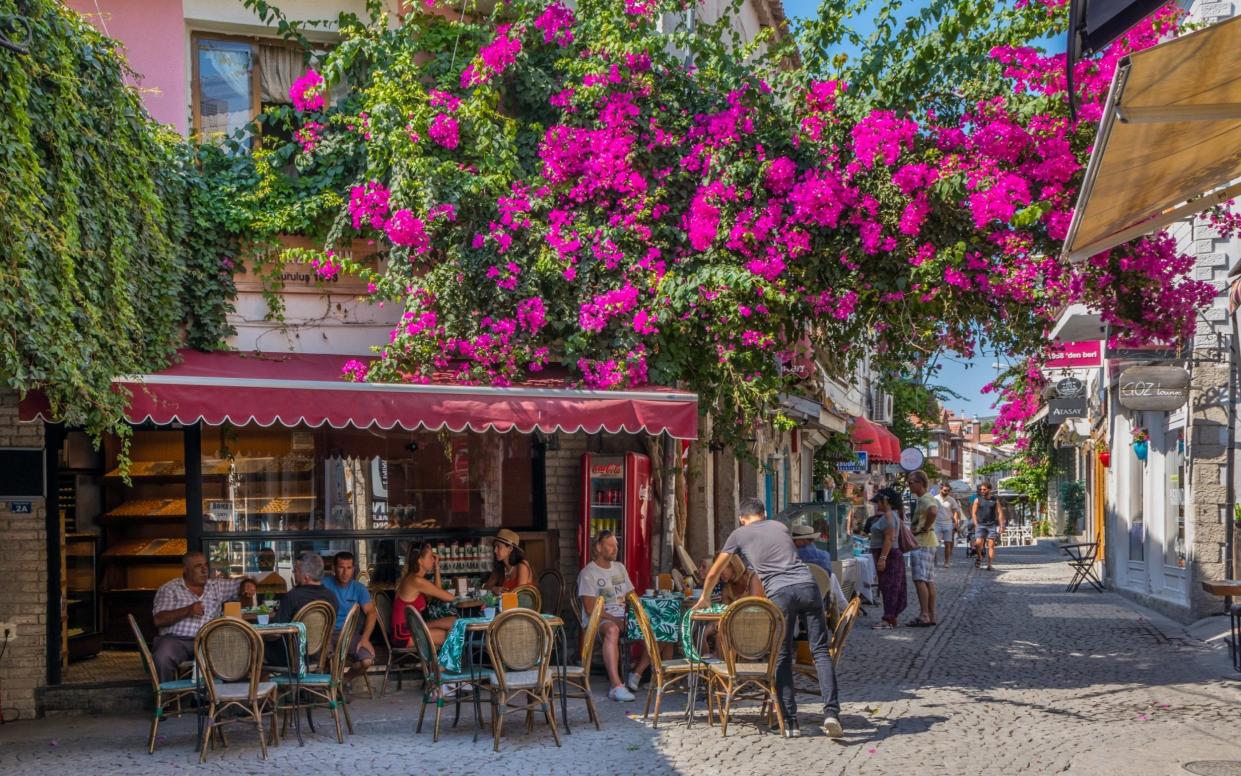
[484,528,533,594]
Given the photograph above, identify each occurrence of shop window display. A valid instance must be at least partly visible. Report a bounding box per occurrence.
[200,425,534,534]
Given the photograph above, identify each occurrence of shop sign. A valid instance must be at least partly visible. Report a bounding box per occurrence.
[1045,341,1102,369]
[898,447,924,472]
[1117,366,1191,411]
[206,501,233,523]
[1055,377,1085,399]
[1048,397,1087,424]
[836,451,869,473]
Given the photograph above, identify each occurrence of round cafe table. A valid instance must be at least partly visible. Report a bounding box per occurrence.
[680,605,726,726]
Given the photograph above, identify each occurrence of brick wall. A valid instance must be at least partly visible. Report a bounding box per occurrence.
[0,392,47,720]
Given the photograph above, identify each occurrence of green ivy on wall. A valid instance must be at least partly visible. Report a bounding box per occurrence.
[0,0,237,448]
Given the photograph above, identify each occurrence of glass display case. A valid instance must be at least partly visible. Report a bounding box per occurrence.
[200,425,534,534]
[202,535,499,595]
[774,501,852,561]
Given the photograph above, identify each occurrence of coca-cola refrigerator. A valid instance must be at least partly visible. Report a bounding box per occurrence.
[579,452,653,594]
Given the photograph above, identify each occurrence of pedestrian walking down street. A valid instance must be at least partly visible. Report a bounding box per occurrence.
[972,482,1005,571]
[867,488,907,630]
[907,471,938,627]
[933,482,964,567]
[696,497,843,740]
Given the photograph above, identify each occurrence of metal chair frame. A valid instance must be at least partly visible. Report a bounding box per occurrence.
[511,583,542,612]
[369,590,422,696]
[275,604,360,744]
[128,614,197,754]
[793,596,861,694]
[626,591,699,728]
[559,595,603,730]
[194,617,279,763]
[708,596,786,737]
[537,568,565,618]
[406,605,488,742]
[483,608,561,752]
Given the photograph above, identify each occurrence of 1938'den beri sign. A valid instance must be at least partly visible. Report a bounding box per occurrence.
[1117,366,1190,411]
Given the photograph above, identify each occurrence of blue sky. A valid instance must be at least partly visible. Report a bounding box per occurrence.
[780,0,1006,417]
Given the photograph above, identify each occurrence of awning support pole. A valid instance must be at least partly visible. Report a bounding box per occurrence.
[662,434,677,573]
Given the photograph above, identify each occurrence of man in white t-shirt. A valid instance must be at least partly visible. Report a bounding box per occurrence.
[577,530,651,702]
[933,483,964,566]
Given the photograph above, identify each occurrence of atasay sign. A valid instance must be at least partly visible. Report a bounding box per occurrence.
[1117,366,1190,411]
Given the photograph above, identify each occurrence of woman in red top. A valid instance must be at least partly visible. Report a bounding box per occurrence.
[483,528,533,594]
[391,541,457,648]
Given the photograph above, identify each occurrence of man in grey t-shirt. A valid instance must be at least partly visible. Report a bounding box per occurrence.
[695,497,843,739]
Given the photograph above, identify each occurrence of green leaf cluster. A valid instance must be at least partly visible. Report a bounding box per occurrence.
[0,0,238,445]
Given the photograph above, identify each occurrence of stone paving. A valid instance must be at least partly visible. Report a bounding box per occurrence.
[2,544,1239,775]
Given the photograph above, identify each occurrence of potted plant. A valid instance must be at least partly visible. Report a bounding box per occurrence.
[1095,437,1111,468]
[252,603,275,625]
[1131,427,1150,462]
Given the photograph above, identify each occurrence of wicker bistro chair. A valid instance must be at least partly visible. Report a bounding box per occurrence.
[128,615,198,754]
[793,596,861,696]
[558,595,604,730]
[194,617,279,764]
[625,591,699,728]
[274,604,360,744]
[512,584,542,612]
[808,565,832,608]
[537,568,565,618]
[294,600,337,673]
[708,596,787,737]
[483,608,561,752]
[369,590,422,696]
[405,605,491,742]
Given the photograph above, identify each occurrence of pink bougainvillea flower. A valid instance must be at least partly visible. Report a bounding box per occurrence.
[461,25,523,88]
[348,181,391,231]
[429,114,460,149]
[290,69,326,112]
[385,209,430,255]
[341,359,369,382]
[534,1,576,46]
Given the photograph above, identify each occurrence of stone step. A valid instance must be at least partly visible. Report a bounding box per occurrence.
[36,680,149,717]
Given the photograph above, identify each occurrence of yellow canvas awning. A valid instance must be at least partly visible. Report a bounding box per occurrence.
[1063,14,1241,262]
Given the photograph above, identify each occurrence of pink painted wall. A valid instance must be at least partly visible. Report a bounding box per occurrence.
[66,0,187,134]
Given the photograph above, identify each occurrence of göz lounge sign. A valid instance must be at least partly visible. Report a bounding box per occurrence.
[1118,366,1190,411]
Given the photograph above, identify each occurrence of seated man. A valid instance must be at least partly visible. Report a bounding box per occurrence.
[322,551,378,683]
[577,530,658,702]
[791,524,832,571]
[151,553,252,681]
[791,524,848,618]
[267,552,339,668]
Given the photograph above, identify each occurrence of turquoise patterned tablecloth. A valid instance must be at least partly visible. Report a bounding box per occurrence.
[438,613,560,675]
[626,595,685,643]
[680,604,726,663]
[255,621,308,677]
[437,617,488,675]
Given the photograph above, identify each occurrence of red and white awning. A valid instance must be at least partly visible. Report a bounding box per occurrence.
[851,416,899,463]
[20,350,699,439]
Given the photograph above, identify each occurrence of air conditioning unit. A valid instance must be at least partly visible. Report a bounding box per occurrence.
[870,388,894,425]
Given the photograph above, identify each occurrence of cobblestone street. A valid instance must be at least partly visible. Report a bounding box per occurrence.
[2,544,1238,776]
